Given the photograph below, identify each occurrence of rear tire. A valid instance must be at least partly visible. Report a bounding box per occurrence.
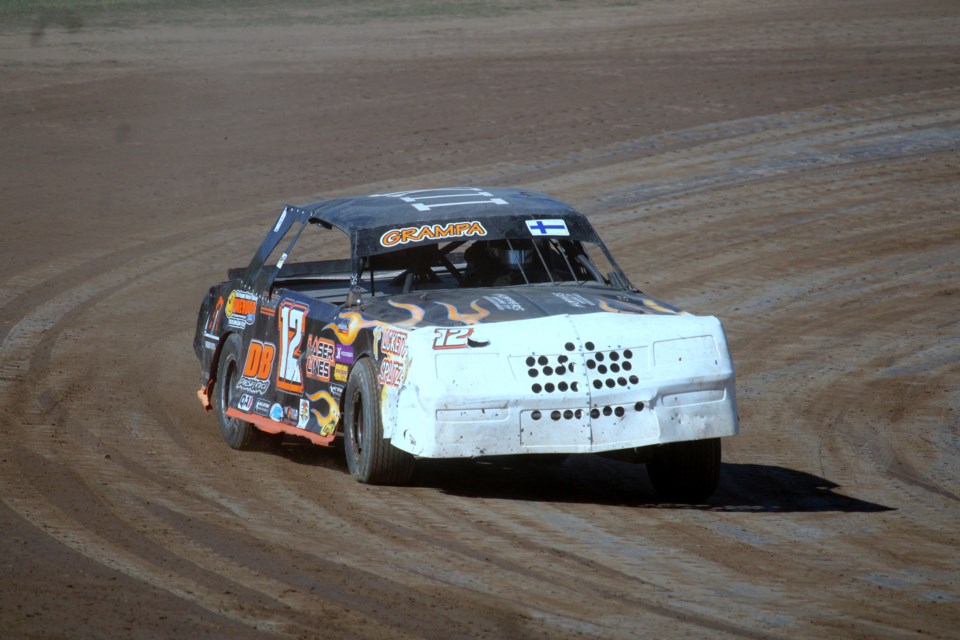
[214,334,282,451]
[647,438,721,503]
[343,358,415,485]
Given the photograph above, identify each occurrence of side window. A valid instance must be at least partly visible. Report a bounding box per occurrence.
[580,241,634,289]
[269,224,354,304]
[277,223,351,273]
[251,222,306,292]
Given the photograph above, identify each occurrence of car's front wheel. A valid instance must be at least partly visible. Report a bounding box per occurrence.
[214,334,282,451]
[343,358,415,485]
[647,438,721,503]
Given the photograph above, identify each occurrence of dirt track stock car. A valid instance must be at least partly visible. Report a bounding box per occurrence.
[194,187,739,500]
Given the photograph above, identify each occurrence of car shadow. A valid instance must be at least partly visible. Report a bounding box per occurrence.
[412,456,895,513]
[276,436,350,472]
[275,441,892,513]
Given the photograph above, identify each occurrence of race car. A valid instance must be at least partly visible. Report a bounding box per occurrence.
[194,187,739,501]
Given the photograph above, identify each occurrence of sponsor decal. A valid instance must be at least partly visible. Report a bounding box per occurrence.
[483,294,524,312]
[378,359,404,388]
[328,383,345,399]
[334,363,349,382]
[377,326,409,388]
[380,221,487,247]
[255,399,272,416]
[243,340,276,378]
[225,290,258,329]
[334,343,355,364]
[236,377,269,394]
[433,327,474,350]
[276,301,308,394]
[285,406,299,424]
[380,327,408,358]
[308,390,341,436]
[298,399,310,429]
[237,340,276,395]
[305,335,334,382]
[238,394,254,412]
[273,209,287,233]
[526,218,569,236]
[259,293,281,317]
[552,292,595,308]
[269,403,284,422]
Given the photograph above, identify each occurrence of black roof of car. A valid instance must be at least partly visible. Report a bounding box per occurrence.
[297,187,600,256]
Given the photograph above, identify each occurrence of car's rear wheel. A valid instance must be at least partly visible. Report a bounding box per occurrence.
[343,358,415,485]
[215,334,282,451]
[647,437,721,503]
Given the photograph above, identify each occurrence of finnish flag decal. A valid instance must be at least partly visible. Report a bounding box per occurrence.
[526,219,569,236]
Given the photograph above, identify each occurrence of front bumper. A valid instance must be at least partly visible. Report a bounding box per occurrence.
[383,312,739,458]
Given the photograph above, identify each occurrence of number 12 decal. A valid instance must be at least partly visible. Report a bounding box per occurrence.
[277,301,308,394]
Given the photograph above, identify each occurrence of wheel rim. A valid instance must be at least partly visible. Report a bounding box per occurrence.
[350,392,364,459]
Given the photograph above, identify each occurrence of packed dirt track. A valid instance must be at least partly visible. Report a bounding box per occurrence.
[2,0,958,637]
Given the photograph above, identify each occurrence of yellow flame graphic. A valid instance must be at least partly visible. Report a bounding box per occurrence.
[599,298,679,315]
[436,300,490,325]
[323,311,379,345]
[308,390,341,437]
[388,300,426,327]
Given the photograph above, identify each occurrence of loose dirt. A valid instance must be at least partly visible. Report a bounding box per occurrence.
[1,1,958,637]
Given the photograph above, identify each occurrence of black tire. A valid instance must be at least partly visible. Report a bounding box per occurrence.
[343,358,415,485]
[647,438,721,503]
[214,334,283,451]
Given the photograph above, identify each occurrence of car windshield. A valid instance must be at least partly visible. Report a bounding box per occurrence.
[357,236,625,296]
[266,223,631,304]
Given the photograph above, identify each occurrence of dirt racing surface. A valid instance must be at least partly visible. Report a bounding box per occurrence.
[1,0,958,637]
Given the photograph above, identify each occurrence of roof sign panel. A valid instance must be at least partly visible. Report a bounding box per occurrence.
[370,188,510,212]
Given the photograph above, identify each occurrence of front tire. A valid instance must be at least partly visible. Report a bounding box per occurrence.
[647,438,721,503]
[214,334,282,451]
[343,358,415,485]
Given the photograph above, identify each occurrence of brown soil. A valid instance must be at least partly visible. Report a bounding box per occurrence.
[1,1,958,637]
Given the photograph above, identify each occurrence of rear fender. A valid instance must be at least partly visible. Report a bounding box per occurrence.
[197,329,238,412]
